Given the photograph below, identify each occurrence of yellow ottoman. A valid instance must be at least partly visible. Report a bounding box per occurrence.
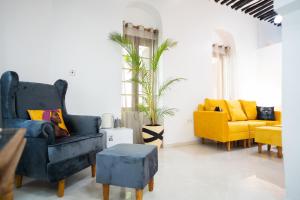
[255,126,282,158]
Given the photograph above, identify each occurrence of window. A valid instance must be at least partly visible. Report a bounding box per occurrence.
[121,22,158,110]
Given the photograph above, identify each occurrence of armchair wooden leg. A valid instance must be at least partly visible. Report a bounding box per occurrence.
[15,175,23,188]
[57,180,65,198]
[103,184,110,200]
[91,164,96,177]
[258,143,263,153]
[226,142,231,151]
[148,178,154,192]
[136,189,143,200]
[267,144,271,151]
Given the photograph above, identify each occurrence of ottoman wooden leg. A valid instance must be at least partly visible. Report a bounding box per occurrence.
[136,189,143,200]
[277,147,283,158]
[148,178,154,192]
[91,164,96,177]
[258,143,262,153]
[226,142,231,151]
[15,175,23,188]
[57,179,65,197]
[267,144,271,152]
[103,184,110,200]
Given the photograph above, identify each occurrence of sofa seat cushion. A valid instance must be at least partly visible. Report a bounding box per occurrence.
[228,121,249,133]
[48,133,103,163]
[247,120,267,131]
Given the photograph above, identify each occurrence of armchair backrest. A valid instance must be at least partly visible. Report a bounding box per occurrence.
[1,71,68,120]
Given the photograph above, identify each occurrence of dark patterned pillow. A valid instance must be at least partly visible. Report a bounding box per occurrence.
[256,106,275,120]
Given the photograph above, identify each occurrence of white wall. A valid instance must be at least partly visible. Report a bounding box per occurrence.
[256,43,282,107]
[0,0,281,145]
[275,0,300,199]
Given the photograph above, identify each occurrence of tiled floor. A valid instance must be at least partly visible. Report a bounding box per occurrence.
[14,142,285,200]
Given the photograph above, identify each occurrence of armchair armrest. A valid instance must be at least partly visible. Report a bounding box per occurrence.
[194,111,228,141]
[3,119,55,144]
[64,114,101,134]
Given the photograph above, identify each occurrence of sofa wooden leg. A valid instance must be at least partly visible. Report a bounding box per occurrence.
[91,164,96,177]
[15,175,23,188]
[201,138,205,144]
[258,143,262,153]
[148,178,154,192]
[277,146,283,158]
[103,184,110,200]
[226,142,231,151]
[57,179,65,198]
[136,189,143,200]
[248,139,252,147]
[267,144,271,152]
[243,140,247,148]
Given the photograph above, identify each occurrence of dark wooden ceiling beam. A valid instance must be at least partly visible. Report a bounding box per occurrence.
[221,0,231,5]
[253,5,273,18]
[231,0,255,10]
[226,0,238,6]
[248,1,273,15]
[244,0,272,13]
[263,12,277,21]
[242,0,264,11]
[259,10,276,20]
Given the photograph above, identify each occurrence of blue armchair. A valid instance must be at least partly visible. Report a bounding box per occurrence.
[0,71,106,197]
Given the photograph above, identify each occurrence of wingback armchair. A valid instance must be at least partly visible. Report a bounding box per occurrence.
[0,71,106,197]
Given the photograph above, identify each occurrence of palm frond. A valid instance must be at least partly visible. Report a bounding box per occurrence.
[151,39,177,71]
[158,78,185,97]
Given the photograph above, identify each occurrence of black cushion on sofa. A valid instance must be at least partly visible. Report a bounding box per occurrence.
[257,106,275,120]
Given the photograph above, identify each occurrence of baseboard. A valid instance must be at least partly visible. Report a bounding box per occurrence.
[164,139,200,148]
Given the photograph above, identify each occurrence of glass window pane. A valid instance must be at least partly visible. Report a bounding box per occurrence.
[139,45,150,58]
[122,95,132,108]
[122,69,132,81]
[122,82,132,94]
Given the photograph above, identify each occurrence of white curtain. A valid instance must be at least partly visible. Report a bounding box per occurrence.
[212,44,233,99]
[122,22,158,144]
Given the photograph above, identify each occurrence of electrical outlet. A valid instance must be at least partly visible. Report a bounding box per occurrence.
[69,69,76,77]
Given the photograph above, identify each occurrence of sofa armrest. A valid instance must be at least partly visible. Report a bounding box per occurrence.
[194,111,228,141]
[275,111,282,122]
[65,114,101,134]
[3,119,55,144]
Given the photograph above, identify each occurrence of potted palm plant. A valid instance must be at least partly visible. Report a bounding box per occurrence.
[110,32,184,148]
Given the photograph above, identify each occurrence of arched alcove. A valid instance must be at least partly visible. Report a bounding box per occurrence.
[123,1,162,37]
[212,29,237,99]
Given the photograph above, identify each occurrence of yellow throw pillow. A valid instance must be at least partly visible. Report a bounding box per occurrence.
[239,100,257,120]
[27,109,69,133]
[204,98,231,120]
[225,100,247,121]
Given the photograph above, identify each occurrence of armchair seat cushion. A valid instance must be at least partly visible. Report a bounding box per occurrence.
[48,133,103,163]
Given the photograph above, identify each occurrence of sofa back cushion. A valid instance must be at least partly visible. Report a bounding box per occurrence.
[225,100,247,121]
[204,98,231,120]
[16,82,62,119]
[239,100,257,120]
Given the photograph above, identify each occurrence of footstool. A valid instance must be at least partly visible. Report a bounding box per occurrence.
[96,144,158,200]
[255,126,283,158]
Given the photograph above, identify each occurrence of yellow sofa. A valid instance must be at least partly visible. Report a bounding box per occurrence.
[193,99,281,151]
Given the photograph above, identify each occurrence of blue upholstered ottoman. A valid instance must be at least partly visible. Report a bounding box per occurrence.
[96,144,158,200]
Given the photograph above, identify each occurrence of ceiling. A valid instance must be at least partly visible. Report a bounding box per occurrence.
[213,0,281,26]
